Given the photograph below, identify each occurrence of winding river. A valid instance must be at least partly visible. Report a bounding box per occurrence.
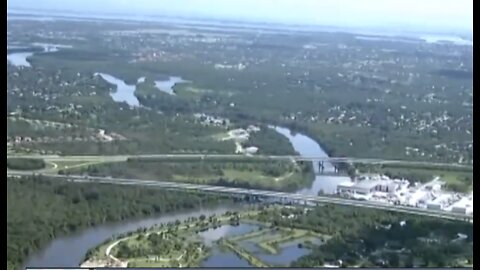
[94,73,140,107]
[155,76,188,95]
[23,74,348,268]
[7,51,34,67]
[273,126,351,195]
[22,205,244,268]
[7,43,72,68]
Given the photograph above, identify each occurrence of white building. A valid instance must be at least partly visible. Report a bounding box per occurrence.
[450,196,473,214]
[406,190,429,207]
[246,125,260,133]
[337,180,381,196]
[427,194,453,210]
[337,177,401,196]
[244,146,259,155]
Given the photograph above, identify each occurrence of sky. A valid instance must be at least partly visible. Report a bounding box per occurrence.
[8,0,473,34]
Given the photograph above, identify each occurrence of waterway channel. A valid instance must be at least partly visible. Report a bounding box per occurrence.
[22,205,244,268]
[199,223,259,267]
[95,73,140,107]
[93,73,188,106]
[7,51,34,67]
[155,76,188,95]
[23,123,345,268]
[273,126,351,195]
[22,73,348,268]
[7,43,72,68]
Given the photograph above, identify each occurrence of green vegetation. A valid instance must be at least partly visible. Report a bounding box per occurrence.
[7,63,294,156]
[261,205,473,267]
[8,18,472,164]
[6,176,229,270]
[220,239,270,267]
[53,160,107,172]
[356,163,473,192]
[84,209,248,267]
[245,126,296,155]
[257,228,324,255]
[7,158,46,170]
[112,233,207,267]
[64,159,314,192]
[83,206,324,268]
[6,16,473,270]
[82,204,472,268]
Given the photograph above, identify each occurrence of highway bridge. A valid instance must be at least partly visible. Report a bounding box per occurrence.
[7,154,473,169]
[8,172,473,222]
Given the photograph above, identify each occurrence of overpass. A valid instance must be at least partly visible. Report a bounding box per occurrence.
[8,172,473,222]
[7,154,473,170]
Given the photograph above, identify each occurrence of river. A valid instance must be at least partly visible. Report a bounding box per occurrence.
[94,73,140,107]
[23,124,347,268]
[93,73,188,106]
[7,52,34,67]
[22,205,244,268]
[22,73,347,267]
[272,126,351,195]
[7,43,72,68]
[155,76,188,95]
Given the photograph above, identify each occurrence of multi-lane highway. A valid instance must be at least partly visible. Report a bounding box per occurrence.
[7,172,473,222]
[7,153,473,169]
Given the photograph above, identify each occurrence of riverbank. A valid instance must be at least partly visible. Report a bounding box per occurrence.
[81,205,327,268]
[10,175,234,270]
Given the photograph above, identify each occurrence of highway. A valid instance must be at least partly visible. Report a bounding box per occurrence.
[7,153,473,169]
[7,171,473,222]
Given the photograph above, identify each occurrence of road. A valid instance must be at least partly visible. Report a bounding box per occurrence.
[7,172,473,222]
[7,153,473,169]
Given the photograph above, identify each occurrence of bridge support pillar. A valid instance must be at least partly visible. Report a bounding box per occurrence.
[319,161,325,173]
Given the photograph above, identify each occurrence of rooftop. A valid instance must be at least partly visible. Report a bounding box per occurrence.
[353,180,382,190]
[451,196,473,209]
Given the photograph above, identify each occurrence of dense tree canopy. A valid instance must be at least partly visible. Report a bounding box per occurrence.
[7,176,228,270]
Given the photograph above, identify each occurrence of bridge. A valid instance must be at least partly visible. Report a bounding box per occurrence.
[7,154,473,170]
[8,172,473,223]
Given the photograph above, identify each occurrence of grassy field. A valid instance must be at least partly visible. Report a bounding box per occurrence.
[377,166,472,192]
[64,159,314,192]
[221,239,270,267]
[174,168,295,184]
[82,206,328,268]
[54,160,118,172]
[229,229,274,242]
[257,228,317,254]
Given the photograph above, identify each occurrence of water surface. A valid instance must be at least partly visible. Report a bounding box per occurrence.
[199,223,259,245]
[273,126,351,195]
[95,73,140,107]
[7,43,72,67]
[23,205,242,268]
[7,52,33,67]
[154,76,188,95]
[238,235,323,266]
[201,247,251,267]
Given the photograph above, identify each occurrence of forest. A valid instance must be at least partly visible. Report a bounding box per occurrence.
[7,158,46,170]
[6,176,229,270]
[257,205,473,267]
[8,18,473,164]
